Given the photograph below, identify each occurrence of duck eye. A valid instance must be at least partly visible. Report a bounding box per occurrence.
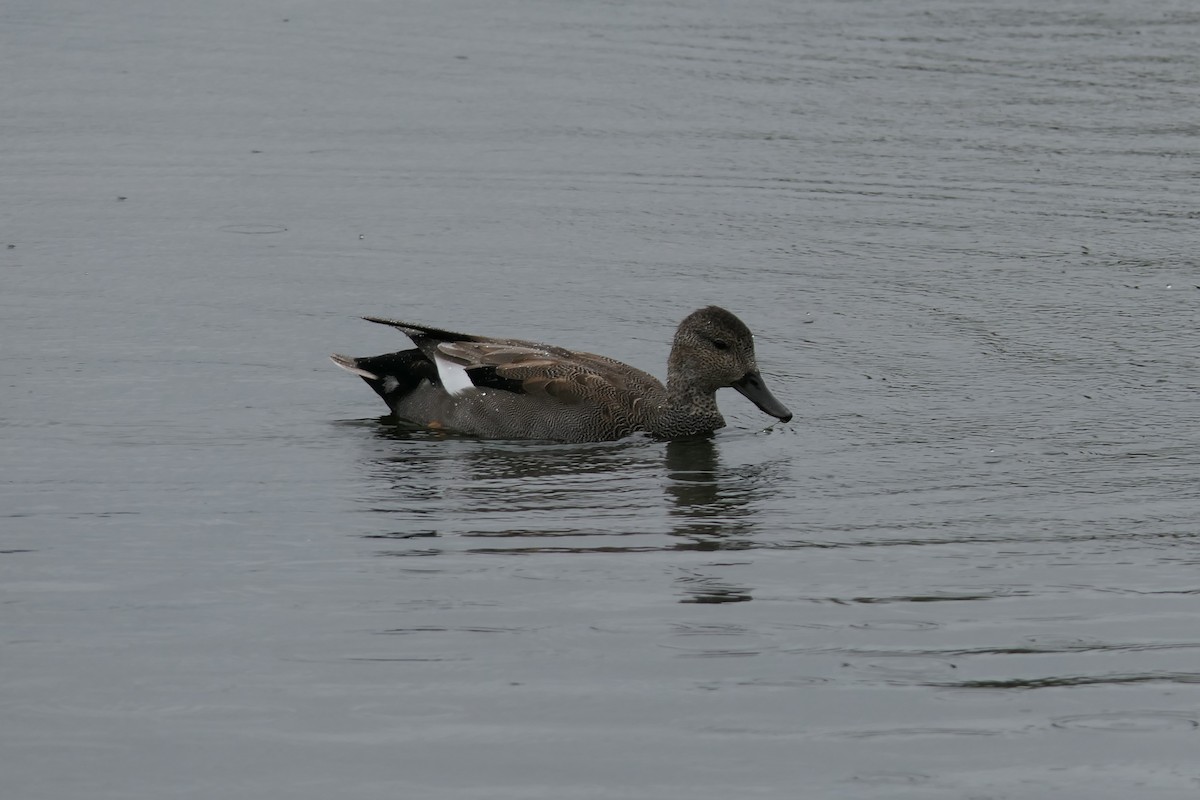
[712,339,729,351]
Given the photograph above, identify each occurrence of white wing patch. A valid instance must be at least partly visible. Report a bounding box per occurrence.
[433,352,476,396]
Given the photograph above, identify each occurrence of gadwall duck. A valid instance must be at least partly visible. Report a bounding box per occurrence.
[331,305,791,442]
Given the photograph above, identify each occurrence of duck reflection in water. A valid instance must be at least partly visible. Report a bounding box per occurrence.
[352,425,775,605]
[665,437,761,604]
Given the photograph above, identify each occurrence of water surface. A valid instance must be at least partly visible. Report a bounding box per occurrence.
[3,1,1199,798]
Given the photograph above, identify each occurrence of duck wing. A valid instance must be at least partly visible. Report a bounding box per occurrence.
[360,316,665,408]
[436,341,664,406]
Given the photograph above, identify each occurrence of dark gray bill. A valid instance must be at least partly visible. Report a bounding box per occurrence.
[732,371,792,422]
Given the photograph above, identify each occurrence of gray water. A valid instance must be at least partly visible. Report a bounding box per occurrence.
[4,1,1199,798]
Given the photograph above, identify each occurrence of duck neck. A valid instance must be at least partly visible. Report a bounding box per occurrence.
[663,371,726,435]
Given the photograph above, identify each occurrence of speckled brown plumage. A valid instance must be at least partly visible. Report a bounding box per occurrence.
[331,306,791,442]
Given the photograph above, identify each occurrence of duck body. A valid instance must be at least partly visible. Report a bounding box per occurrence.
[331,306,791,442]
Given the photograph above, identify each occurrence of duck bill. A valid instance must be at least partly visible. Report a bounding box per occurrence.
[732,371,792,422]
